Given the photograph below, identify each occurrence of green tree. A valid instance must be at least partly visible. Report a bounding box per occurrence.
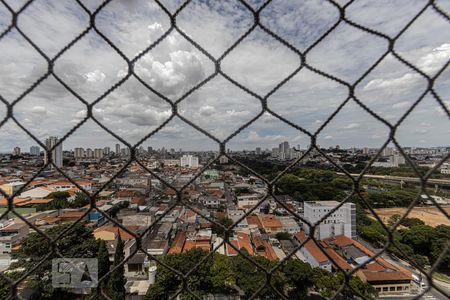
[282,259,313,299]
[275,231,291,240]
[71,192,90,208]
[210,253,235,294]
[46,191,70,209]
[97,240,111,293]
[107,235,126,299]
[12,223,98,299]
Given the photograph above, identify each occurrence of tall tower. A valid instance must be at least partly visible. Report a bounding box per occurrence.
[44,137,63,168]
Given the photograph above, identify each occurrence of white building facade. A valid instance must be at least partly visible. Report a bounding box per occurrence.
[303,201,356,240]
[180,155,199,168]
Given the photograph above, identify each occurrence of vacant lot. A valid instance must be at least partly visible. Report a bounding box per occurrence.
[371,206,450,227]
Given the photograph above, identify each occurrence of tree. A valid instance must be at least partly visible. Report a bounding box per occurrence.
[210,253,235,294]
[97,240,111,292]
[71,192,90,208]
[46,191,70,209]
[282,259,313,299]
[145,248,213,300]
[275,231,291,240]
[107,235,126,299]
[12,223,98,298]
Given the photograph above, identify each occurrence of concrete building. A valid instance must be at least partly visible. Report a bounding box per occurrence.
[0,223,29,254]
[0,182,26,196]
[94,148,104,159]
[294,231,332,272]
[180,155,199,168]
[86,148,94,158]
[13,147,21,156]
[103,147,110,155]
[74,147,85,159]
[44,136,63,168]
[441,162,450,174]
[115,143,120,155]
[303,201,356,240]
[271,148,279,158]
[30,146,40,156]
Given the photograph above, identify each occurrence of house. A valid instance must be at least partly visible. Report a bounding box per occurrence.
[259,214,283,233]
[294,231,332,272]
[0,223,29,254]
[19,186,55,199]
[323,235,412,295]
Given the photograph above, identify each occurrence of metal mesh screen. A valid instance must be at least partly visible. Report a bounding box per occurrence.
[0,0,449,299]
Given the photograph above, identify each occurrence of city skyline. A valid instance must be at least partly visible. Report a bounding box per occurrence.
[4,140,450,155]
[0,0,449,151]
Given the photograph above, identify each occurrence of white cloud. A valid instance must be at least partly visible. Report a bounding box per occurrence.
[84,70,106,83]
[343,123,360,129]
[0,0,448,150]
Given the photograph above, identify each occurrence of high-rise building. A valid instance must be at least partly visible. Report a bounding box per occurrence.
[256,147,261,155]
[115,143,120,155]
[13,147,21,156]
[303,201,356,240]
[271,148,279,158]
[74,147,85,159]
[120,148,130,156]
[103,147,110,155]
[86,148,94,158]
[392,154,405,166]
[30,146,40,156]
[94,148,104,159]
[180,155,199,168]
[278,141,290,160]
[382,147,394,157]
[44,137,63,168]
[147,146,153,154]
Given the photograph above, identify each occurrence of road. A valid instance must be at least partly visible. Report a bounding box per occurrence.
[381,286,448,300]
[224,182,236,210]
[336,172,450,188]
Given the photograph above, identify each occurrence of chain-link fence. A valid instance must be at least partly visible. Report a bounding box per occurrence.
[0,0,449,299]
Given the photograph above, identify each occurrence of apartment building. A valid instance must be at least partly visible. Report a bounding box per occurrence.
[303,201,356,240]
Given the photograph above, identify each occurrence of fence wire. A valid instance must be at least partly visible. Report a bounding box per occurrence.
[0,0,449,299]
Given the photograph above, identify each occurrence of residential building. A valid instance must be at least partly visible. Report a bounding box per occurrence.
[86,148,94,158]
[303,201,356,240]
[12,147,21,156]
[94,148,104,159]
[0,182,26,196]
[440,162,450,174]
[44,136,63,168]
[74,147,85,159]
[30,146,40,156]
[180,155,199,168]
[294,231,332,272]
[0,223,29,254]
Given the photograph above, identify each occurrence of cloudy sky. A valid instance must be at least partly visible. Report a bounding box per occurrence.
[0,0,449,152]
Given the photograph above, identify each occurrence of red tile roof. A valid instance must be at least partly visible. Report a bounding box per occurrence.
[169,231,186,254]
[295,231,329,264]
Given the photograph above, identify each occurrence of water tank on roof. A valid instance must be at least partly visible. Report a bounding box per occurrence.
[148,266,157,285]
